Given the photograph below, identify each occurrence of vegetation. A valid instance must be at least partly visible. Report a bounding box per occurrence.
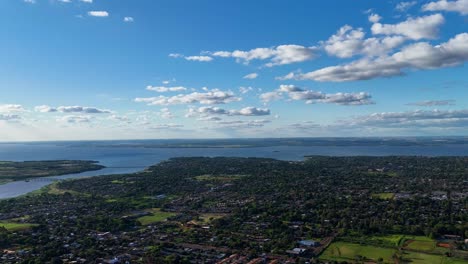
[0,160,104,182]
[320,242,395,263]
[137,209,176,225]
[0,156,467,263]
[0,221,38,231]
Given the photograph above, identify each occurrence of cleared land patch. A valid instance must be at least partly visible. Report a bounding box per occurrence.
[0,222,38,231]
[137,208,176,225]
[320,242,396,263]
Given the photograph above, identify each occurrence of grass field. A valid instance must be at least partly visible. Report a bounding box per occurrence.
[0,222,38,231]
[401,251,467,264]
[369,234,406,247]
[137,208,176,225]
[404,236,437,251]
[320,242,396,263]
[372,193,395,200]
[196,213,226,224]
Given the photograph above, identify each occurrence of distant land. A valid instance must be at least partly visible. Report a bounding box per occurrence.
[0,160,105,184]
[5,137,468,149]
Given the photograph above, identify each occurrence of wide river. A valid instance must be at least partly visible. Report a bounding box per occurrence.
[1,141,467,199]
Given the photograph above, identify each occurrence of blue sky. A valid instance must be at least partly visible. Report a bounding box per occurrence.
[0,0,467,141]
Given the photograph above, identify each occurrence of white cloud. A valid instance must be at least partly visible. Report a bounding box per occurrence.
[0,104,25,113]
[135,89,241,105]
[35,105,57,113]
[211,44,316,67]
[191,106,270,117]
[58,0,72,3]
[185,56,213,62]
[146,85,187,92]
[346,109,468,128]
[168,53,184,58]
[123,17,134,23]
[243,73,258,79]
[88,11,109,17]
[371,14,445,40]
[80,0,93,3]
[23,0,35,4]
[283,33,468,82]
[260,85,374,105]
[35,105,111,114]
[239,86,253,94]
[368,13,382,23]
[323,25,406,58]
[396,1,417,12]
[422,0,468,15]
[260,91,284,103]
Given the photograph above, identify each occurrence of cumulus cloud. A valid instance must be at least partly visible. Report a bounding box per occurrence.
[323,25,406,58]
[368,13,382,23]
[283,33,468,82]
[211,44,316,67]
[371,14,445,40]
[185,56,213,62]
[123,17,134,23]
[135,89,241,106]
[0,104,25,113]
[407,100,456,106]
[260,91,284,103]
[346,109,468,128]
[422,0,468,15]
[23,0,35,4]
[260,85,374,105]
[146,85,187,92]
[190,106,270,117]
[35,105,111,114]
[396,1,417,12]
[243,73,258,79]
[88,11,109,17]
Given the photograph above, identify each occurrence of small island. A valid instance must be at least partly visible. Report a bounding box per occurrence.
[0,160,105,184]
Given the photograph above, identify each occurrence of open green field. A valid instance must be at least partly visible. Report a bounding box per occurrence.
[137,208,176,225]
[401,251,467,264]
[404,236,437,251]
[320,240,466,264]
[369,234,406,247]
[320,242,396,263]
[0,222,38,231]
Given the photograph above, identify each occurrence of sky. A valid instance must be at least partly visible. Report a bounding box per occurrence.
[0,0,467,141]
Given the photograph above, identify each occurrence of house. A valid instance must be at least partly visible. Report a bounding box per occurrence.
[286,248,306,255]
[299,240,320,247]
